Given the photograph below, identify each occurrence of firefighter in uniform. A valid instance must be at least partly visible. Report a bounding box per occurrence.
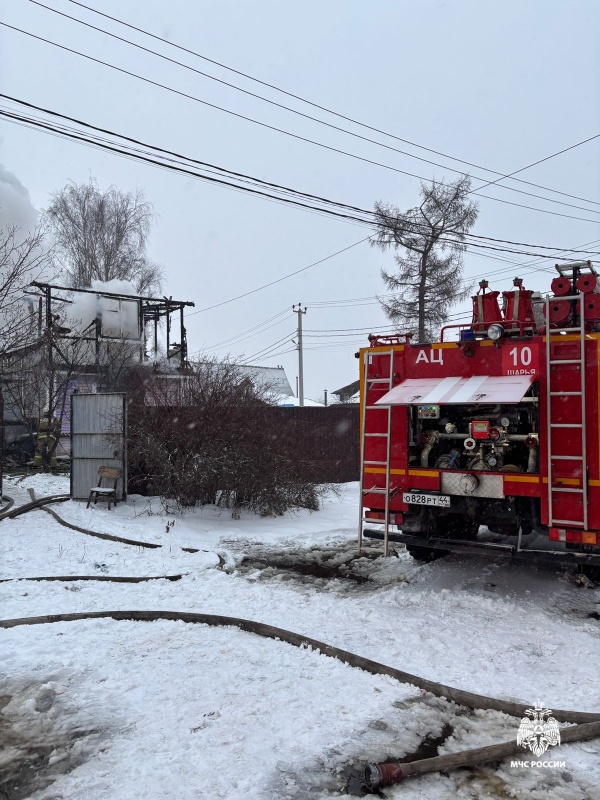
[34,411,60,468]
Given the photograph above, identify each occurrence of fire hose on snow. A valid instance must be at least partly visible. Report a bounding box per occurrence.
[1,610,599,791]
[0,491,201,552]
[0,493,68,521]
[0,574,183,584]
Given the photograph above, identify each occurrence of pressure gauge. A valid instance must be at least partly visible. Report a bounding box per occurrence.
[500,416,510,428]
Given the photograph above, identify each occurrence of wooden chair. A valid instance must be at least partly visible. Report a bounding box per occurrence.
[87,466,121,510]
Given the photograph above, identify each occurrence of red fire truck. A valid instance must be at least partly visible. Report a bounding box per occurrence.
[358,261,600,577]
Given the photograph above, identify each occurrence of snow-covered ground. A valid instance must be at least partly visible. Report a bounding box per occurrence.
[1,474,600,799]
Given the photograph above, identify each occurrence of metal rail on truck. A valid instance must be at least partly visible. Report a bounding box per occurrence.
[362,530,600,567]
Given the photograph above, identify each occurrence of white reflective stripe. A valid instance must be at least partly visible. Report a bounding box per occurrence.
[451,375,489,403]
[418,376,462,404]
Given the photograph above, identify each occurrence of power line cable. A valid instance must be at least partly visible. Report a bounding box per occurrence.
[0,95,382,218]
[63,0,600,209]
[16,112,556,310]
[305,324,399,333]
[189,227,599,318]
[241,347,298,363]
[197,313,291,354]
[0,108,378,229]
[0,104,599,263]
[3,101,600,261]
[203,320,399,355]
[240,332,297,364]
[202,309,289,345]
[197,235,600,359]
[2,107,598,328]
[0,108,353,231]
[304,237,600,311]
[28,0,600,216]
[311,236,600,307]
[211,298,517,360]
[11,109,567,273]
[0,73,592,347]
[3,22,599,225]
[188,239,373,315]
[471,138,600,195]
[222,233,600,359]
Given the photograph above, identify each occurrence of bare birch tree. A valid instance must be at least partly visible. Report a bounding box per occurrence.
[372,176,479,342]
[0,223,49,354]
[44,178,163,294]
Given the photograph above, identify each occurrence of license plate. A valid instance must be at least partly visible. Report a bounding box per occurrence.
[403,492,451,508]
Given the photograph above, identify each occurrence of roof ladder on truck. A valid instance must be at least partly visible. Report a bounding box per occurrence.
[358,349,395,556]
[545,275,589,531]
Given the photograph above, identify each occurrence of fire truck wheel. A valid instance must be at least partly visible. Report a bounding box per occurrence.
[405,545,444,562]
[440,517,480,541]
[487,522,520,537]
[579,564,600,583]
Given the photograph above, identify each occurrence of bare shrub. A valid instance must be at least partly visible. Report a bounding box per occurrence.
[126,359,325,516]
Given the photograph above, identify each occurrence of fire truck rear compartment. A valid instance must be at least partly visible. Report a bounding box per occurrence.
[363,397,541,538]
[359,267,600,572]
[362,387,574,551]
[410,400,538,474]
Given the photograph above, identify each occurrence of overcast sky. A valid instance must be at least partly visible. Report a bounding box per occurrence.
[1,0,599,400]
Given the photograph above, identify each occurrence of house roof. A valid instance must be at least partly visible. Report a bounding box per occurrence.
[235,364,294,397]
[333,379,360,399]
[277,395,324,407]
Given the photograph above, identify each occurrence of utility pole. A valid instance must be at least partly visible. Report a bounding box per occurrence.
[292,303,307,407]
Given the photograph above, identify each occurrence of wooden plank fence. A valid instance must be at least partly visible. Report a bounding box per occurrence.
[261,406,360,483]
[127,404,360,493]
